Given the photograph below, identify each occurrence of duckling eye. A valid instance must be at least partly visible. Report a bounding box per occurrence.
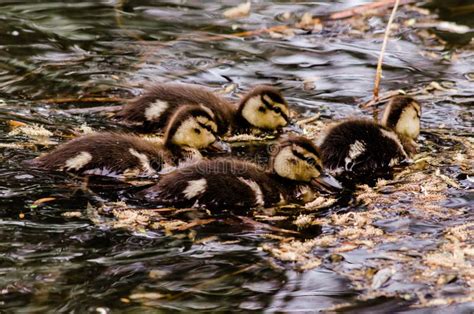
[273,107,281,114]
[194,128,201,134]
[258,106,266,113]
[300,155,317,167]
[307,159,317,166]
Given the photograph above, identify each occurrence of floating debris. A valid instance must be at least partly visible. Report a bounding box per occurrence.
[296,13,323,31]
[129,292,164,301]
[225,133,275,143]
[76,123,94,134]
[62,211,82,218]
[436,21,471,34]
[8,123,53,139]
[223,2,251,19]
[371,268,394,289]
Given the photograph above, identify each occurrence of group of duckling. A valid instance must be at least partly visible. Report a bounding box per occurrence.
[24,82,421,213]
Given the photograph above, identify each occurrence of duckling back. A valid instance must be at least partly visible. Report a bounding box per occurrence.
[139,158,283,213]
[24,104,228,178]
[139,135,330,212]
[24,133,170,177]
[319,120,408,185]
[116,83,234,135]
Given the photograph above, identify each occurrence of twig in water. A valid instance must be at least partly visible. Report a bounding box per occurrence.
[360,90,404,109]
[295,113,321,126]
[372,0,401,120]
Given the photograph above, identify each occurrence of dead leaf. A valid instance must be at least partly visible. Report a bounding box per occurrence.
[7,120,27,129]
[32,197,56,207]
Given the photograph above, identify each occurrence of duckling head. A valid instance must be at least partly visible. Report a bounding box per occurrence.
[164,105,227,151]
[381,96,421,141]
[239,85,290,130]
[270,136,323,182]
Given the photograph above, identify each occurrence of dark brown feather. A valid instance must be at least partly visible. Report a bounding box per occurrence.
[115,83,235,135]
[139,159,279,212]
[24,104,224,177]
[319,119,408,186]
[24,133,171,176]
[273,135,320,158]
[139,136,320,212]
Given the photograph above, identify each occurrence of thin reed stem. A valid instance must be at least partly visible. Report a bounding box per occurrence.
[373,0,401,119]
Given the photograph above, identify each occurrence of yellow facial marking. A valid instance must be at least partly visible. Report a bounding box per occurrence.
[199,104,215,119]
[382,100,421,141]
[172,117,217,149]
[263,95,290,117]
[263,95,273,104]
[207,121,218,133]
[293,145,321,167]
[276,103,290,117]
[195,116,208,125]
[196,116,218,133]
[294,145,318,161]
[242,96,288,129]
[396,105,420,140]
[273,146,321,182]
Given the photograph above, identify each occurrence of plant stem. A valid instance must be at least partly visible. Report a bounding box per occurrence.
[373,0,401,119]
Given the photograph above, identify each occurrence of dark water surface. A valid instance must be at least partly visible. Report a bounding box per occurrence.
[0,0,473,312]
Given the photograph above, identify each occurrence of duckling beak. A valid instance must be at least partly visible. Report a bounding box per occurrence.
[282,122,304,134]
[311,173,343,194]
[208,139,231,153]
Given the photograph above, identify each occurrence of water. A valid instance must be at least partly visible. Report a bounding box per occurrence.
[0,0,473,312]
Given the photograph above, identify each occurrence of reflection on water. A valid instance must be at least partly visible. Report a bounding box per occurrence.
[0,0,473,312]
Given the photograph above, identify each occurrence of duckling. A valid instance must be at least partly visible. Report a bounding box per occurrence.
[380,95,421,153]
[233,85,290,133]
[139,136,339,212]
[116,83,233,135]
[318,95,421,185]
[24,105,228,177]
[115,83,290,135]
